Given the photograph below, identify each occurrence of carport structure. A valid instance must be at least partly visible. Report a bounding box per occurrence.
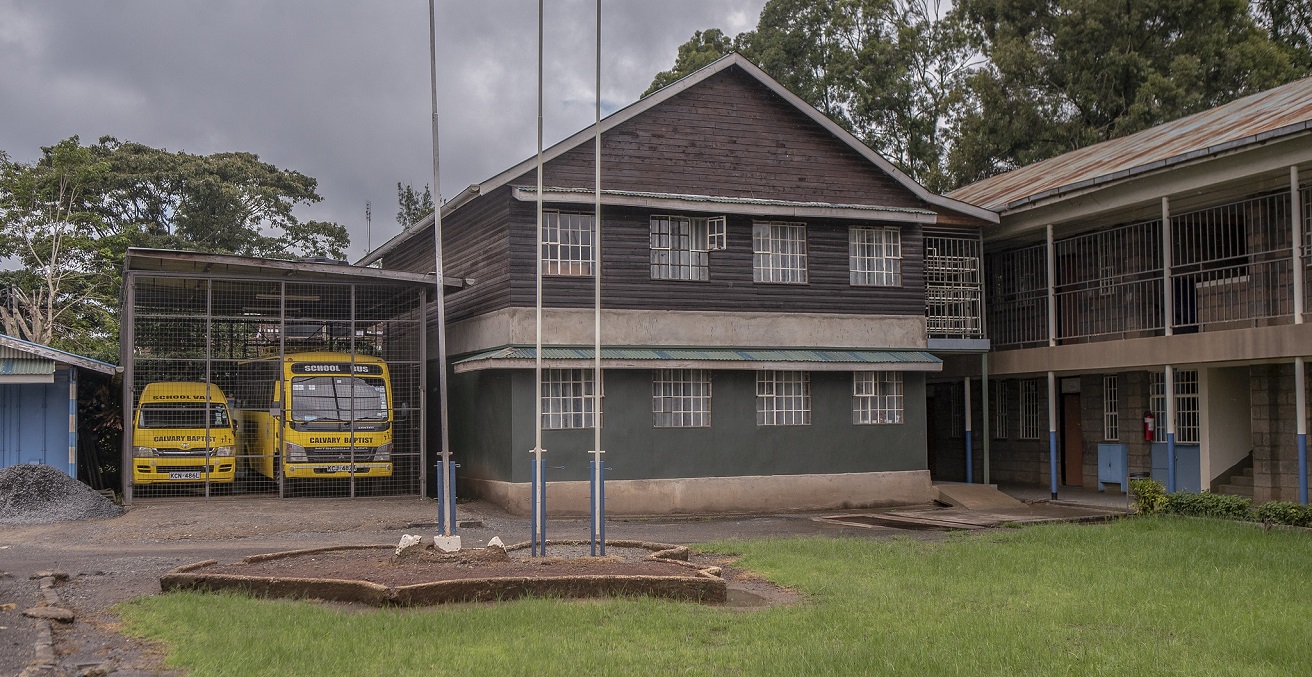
[121,248,452,502]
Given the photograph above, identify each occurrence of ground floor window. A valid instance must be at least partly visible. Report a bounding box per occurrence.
[993,380,1009,439]
[652,369,711,427]
[542,368,600,429]
[853,372,903,424]
[1150,370,1199,443]
[756,370,810,426]
[1103,375,1119,440]
[1020,379,1042,439]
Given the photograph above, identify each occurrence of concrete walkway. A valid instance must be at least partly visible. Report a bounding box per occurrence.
[997,483,1135,512]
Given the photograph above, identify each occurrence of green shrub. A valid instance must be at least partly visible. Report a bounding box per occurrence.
[1162,491,1253,520]
[1255,501,1312,528]
[1130,478,1166,514]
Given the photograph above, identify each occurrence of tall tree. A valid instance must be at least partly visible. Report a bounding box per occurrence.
[396,183,434,230]
[644,29,744,96]
[948,0,1298,184]
[1254,0,1312,74]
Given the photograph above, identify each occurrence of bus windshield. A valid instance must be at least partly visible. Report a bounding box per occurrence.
[291,376,388,422]
[139,404,230,429]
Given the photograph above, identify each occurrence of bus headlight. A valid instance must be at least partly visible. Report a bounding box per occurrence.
[133,446,157,457]
[285,443,307,462]
[213,446,235,457]
[374,443,392,461]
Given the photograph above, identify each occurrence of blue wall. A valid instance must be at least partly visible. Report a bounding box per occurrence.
[0,368,72,474]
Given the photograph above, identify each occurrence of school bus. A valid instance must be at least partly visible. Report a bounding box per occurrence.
[131,382,237,484]
[235,352,393,481]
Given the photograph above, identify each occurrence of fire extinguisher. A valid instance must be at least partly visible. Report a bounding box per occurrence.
[1143,412,1156,442]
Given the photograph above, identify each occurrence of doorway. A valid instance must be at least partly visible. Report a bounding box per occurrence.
[1062,393,1084,486]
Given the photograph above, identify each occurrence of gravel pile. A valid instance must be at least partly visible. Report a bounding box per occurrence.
[0,464,122,524]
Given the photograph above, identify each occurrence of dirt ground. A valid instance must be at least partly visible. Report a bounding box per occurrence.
[0,495,1119,676]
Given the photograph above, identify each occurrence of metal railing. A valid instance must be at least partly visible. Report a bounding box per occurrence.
[1054,219,1163,341]
[985,244,1048,348]
[925,234,984,339]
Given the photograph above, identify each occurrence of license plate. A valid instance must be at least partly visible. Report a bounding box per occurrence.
[169,471,202,480]
[324,465,357,473]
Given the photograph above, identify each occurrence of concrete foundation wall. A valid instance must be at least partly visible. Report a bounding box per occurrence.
[463,470,934,515]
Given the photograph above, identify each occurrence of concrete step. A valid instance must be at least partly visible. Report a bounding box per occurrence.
[1215,484,1254,498]
[934,484,1027,510]
[1228,475,1253,487]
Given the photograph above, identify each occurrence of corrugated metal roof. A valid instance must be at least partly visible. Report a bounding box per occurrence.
[0,334,116,374]
[0,358,55,376]
[948,76,1312,211]
[455,345,941,366]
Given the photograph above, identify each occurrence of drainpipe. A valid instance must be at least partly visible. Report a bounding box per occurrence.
[964,376,973,484]
[1293,166,1307,504]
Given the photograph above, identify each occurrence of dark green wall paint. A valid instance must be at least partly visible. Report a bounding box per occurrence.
[449,368,927,483]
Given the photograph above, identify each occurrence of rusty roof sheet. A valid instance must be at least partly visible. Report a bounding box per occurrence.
[948,76,1312,211]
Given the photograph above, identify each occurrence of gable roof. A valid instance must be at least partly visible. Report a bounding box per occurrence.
[359,53,995,266]
[0,334,117,375]
[948,76,1312,212]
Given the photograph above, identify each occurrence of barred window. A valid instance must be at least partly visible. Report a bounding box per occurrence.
[752,222,807,283]
[993,380,1008,439]
[649,215,724,281]
[1020,379,1042,440]
[652,369,711,427]
[1150,370,1199,443]
[542,369,601,429]
[1103,376,1119,441]
[853,372,903,424]
[950,383,963,438]
[756,370,810,425]
[542,211,594,276]
[849,226,902,286]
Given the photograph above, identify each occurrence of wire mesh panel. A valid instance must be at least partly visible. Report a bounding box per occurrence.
[126,272,427,501]
[985,244,1048,348]
[1170,192,1293,331]
[924,234,983,338]
[1054,219,1163,341]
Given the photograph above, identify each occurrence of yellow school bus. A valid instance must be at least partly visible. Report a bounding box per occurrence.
[236,352,393,480]
[131,382,237,484]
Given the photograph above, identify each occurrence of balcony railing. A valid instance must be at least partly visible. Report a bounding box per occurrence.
[925,234,984,339]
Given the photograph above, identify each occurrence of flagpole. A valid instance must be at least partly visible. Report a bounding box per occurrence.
[532,0,547,557]
[428,0,456,544]
[590,0,605,556]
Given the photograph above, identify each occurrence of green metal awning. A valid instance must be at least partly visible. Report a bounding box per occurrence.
[0,358,56,383]
[452,346,942,373]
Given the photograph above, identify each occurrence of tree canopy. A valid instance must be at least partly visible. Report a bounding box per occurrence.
[649,0,1308,192]
[396,182,434,230]
[0,136,349,359]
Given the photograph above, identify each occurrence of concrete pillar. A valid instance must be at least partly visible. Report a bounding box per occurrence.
[1162,197,1173,336]
[1166,365,1177,493]
[981,353,990,485]
[1047,224,1057,347]
[1048,370,1058,499]
[964,376,973,484]
[1297,356,1307,505]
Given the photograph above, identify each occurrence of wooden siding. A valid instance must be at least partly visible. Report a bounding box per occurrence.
[383,186,513,324]
[507,201,926,316]
[511,67,926,209]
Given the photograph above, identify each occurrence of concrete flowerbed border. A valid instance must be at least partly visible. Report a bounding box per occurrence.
[160,541,728,606]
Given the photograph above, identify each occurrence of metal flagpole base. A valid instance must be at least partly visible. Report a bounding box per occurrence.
[435,460,460,551]
[530,449,547,557]
[589,455,606,556]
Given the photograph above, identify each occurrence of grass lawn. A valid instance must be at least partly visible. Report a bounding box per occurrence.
[119,517,1312,676]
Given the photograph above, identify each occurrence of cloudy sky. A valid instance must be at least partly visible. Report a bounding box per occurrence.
[0,0,765,260]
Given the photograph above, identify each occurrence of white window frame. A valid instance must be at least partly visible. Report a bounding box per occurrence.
[649,215,724,281]
[541,210,594,276]
[652,369,712,428]
[849,226,902,286]
[1103,375,1119,441]
[541,369,601,429]
[1149,370,1199,444]
[993,380,1008,439]
[853,372,903,425]
[1020,379,1042,440]
[752,221,808,283]
[756,370,810,426]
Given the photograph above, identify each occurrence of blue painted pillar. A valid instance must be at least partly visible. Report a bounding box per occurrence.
[1166,365,1177,493]
[964,376,973,484]
[1296,356,1307,505]
[1048,371,1058,500]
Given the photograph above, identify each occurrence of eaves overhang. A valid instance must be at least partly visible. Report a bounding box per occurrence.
[453,345,943,374]
[512,186,938,223]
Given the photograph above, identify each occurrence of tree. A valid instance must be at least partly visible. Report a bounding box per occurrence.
[644,29,744,96]
[948,0,1298,184]
[396,183,433,230]
[1254,0,1312,74]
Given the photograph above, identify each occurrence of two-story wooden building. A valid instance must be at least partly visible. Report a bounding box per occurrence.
[933,76,1312,505]
[362,54,995,514]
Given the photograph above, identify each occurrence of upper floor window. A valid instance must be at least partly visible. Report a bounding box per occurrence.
[853,372,903,425]
[850,226,902,286]
[542,211,594,276]
[649,215,726,281]
[753,222,807,283]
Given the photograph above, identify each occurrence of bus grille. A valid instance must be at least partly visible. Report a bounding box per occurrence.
[306,447,376,462]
